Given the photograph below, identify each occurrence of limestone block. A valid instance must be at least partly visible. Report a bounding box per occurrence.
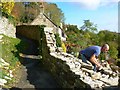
[74,70,83,76]
[111,72,118,77]
[100,76,118,86]
[81,62,93,70]
[92,80,104,88]
[71,62,81,72]
[44,31,49,34]
[46,39,53,43]
[4,76,11,80]
[8,70,13,78]
[101,74,107,78]
[102,61,111,69]
[66,62,75,69]
[44,27,53,33]
[0,78,7,86]
[100,68,113,75]
[46,35,51,38]
[0,58,9,66]
[65,58,73,63]
[76,59,83,64]
[110,65,119,73]
[74,62,81,68]
[49,47,56,52]
[51,34,55,38]
[91,72,101,80]
[81,68,94,76]
[83,75,92,83]
[50,52,58,57]
[71,68,80,73]
[57,47,64,52]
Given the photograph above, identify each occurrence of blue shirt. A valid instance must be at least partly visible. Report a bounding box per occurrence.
[80,46,101,58]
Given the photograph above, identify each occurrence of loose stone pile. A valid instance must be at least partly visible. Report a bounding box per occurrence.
[43,27,119,89]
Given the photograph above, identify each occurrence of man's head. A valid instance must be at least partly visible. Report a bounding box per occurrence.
[101,44,109,52]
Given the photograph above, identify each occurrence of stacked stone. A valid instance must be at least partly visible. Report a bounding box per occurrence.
[42,27,119,89]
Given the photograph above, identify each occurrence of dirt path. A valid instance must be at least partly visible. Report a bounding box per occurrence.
[11,36,59,89]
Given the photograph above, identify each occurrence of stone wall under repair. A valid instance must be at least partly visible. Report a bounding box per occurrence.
[41,27,119,89]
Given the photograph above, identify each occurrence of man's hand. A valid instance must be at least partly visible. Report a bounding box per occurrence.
[90,54,101,68]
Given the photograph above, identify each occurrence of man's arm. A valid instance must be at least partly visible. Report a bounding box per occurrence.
[90,54,101,67]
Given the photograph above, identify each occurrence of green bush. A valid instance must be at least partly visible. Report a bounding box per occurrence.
[55,33,61,47]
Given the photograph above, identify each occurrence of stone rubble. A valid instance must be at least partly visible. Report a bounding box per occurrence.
[43,27,119,89]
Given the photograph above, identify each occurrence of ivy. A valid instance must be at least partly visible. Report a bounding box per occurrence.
[55,33,61,47]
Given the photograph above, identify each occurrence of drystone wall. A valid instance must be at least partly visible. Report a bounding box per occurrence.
[0,17,16,38]
[16,26,119,89]
[41,27,119,89]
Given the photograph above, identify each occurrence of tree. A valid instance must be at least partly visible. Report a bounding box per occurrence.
[81,20,97,33]
[108,41,118,59]
[11,2,25,21]
[66,24,79,32]
[98,30,119,59]
[44,3,65,26]
[11,2,41,23]
[21,2,40,23]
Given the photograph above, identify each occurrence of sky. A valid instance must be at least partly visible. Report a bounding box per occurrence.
[45,0,119,33]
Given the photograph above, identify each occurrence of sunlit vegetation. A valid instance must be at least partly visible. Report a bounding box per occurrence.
[65,20,119,63]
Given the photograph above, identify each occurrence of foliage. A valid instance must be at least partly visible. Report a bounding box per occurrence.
[0,0,17,26]
[65,22,119,60]
[65,25,83,55]
[11,2,65,25]
[108,41,118,59]
[55,33,61,47]
[11,2,25,20]
[0,0,14,15]
[1,35,19,69]
[116,59,120,67]
[11,2,39,23]
[97,30,118,59]
[44,3,65,26]
[81,20,97,33]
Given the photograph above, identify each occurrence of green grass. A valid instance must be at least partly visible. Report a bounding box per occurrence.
[1,35,20,68]
[0,34,28,87]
